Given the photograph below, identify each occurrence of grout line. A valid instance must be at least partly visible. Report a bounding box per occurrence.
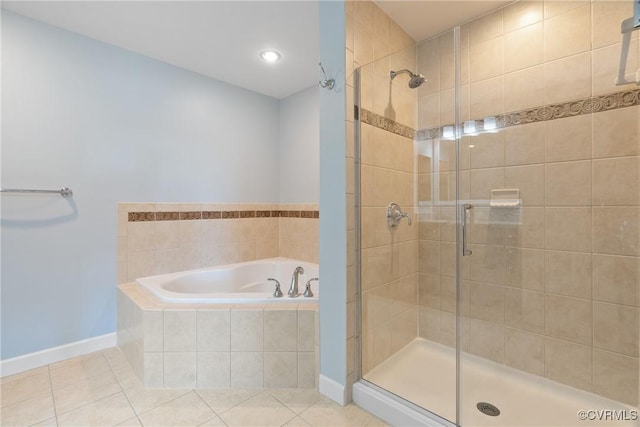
[102,348,144,426]
[46,365,60,427]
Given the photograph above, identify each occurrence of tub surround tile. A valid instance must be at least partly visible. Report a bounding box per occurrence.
[163,352,197,388]
[230,310,264,352]
[118,283,318,390]
[120,202,319,285]
[164,310,197,352]
[230,352,264,389]
[197,309,231,352]
[264,310,298,352]
[264,352,298,388]
[197,352,231,388]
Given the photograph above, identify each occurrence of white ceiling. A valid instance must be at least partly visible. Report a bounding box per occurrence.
[2,1,511,99]
[1,1,320,99]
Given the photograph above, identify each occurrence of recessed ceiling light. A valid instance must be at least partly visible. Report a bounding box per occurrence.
[260,50,281,62]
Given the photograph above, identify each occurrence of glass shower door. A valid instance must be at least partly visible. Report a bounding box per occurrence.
[357,31,460,425]
[358,1,640,426]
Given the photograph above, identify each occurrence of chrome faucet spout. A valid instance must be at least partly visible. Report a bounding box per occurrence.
[288,266,305,297]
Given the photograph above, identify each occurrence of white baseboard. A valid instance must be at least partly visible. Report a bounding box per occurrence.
[319,374,347,405]
[0,333,117,377]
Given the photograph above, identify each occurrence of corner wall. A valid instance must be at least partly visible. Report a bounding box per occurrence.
[344,0,416,396]
[1,10,317,361]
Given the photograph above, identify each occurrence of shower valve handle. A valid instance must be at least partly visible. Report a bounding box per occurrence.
[387,202,412,227]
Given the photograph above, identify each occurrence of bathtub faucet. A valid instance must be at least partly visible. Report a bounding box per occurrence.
[288,266,305,297]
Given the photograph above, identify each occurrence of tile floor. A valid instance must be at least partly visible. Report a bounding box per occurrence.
[0,347,388,427]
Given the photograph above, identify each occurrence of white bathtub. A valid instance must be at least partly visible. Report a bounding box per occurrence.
[136,257,319,304]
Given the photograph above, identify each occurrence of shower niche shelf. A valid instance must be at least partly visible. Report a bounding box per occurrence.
[489,189,521,208]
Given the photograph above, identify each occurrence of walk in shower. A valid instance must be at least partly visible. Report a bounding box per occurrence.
[354,1,640,425]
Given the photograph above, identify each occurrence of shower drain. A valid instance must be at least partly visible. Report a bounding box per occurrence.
[476,402,501,417]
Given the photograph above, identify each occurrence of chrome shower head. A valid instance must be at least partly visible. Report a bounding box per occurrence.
[390,69,426,88]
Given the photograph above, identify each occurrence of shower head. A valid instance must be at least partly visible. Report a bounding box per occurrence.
[390,69,426,88]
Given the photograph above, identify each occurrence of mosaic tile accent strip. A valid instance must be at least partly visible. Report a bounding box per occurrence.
[128,210,319,222]
[415,88,640,141]
[128,212,155,222]
[156,212,180,221]
[359,107,415,139]
[179,211,202,220]
[202,211,221,219]
[222,211,239,219]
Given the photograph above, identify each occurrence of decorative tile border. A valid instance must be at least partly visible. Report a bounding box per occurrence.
[128,210,319,222]
[358,89,640,140]
[358,107,415,139]
[415,88,640,141]
[497,88,640,128]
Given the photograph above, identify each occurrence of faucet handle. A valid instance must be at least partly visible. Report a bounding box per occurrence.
[304,278,318,297]
[268,278,283,298]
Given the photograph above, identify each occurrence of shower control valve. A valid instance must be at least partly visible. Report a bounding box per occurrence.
[387,202,412,228]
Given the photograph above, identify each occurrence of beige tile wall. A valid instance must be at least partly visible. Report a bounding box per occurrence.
[346,0,417,385]
[416,0,640,406]
[117,203,319,284]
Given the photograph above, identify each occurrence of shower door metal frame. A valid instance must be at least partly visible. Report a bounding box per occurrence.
[353,26,465,426]
[452,25,463,427]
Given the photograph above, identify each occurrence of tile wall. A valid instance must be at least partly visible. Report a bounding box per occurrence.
[415,0,640,406]
[117,283,318,389]
[345,0,416,387]
[117,203,319,284]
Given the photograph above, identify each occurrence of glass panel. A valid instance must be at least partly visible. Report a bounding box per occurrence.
[358,32,459,424]
[458,1,640,425]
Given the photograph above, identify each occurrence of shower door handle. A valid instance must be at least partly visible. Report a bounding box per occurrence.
[462,204,473,256]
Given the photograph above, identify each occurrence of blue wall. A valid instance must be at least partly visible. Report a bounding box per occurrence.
[1,11,287,359]
[318,0,347,395]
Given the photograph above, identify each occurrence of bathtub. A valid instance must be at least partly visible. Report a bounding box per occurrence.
[136,257,319,304]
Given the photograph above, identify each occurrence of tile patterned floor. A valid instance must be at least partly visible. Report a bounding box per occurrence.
[0,347,388,427]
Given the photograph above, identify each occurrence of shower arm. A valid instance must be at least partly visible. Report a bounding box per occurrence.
[390,69,412,80]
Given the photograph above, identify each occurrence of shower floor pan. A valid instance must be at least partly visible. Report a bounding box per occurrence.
[365,338,638,426]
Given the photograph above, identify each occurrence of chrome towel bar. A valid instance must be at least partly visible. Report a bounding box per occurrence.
[0,187,73,197]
